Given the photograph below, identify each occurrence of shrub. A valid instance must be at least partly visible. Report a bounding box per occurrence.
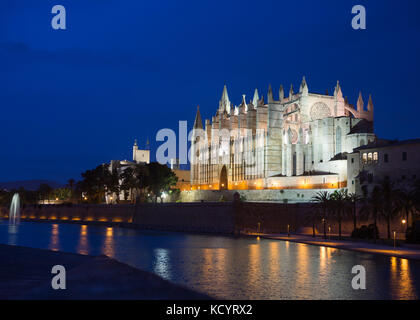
[351,224,379,239]
[406,221,420,244]
[219,195,228,202]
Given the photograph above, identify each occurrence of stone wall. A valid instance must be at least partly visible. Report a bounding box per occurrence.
[134,202,234,233]
[179,189,332,203]
[0,203,235,234]
[0,202,409,238]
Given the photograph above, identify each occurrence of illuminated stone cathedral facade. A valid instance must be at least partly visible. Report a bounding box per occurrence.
[190,78,375,191]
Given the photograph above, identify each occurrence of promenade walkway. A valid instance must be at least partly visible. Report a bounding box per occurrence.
[251,233,420,261]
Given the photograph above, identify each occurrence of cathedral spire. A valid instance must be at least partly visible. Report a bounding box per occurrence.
[279,85,284,102]
[289,84,294,99]
[220,85,231,114]
[241,94,248,112]
[367,94,373,112]
[357,91,364,112]
[134,138,138,147]
[299,76,308,95]
[267,84,273,103]
[252,89,259,108]
[221,85,229,103]
[334,80,343,99]
[193,105,203,129]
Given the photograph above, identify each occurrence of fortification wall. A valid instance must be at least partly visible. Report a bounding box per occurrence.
[133,202,234,233]
[0,202,408,238]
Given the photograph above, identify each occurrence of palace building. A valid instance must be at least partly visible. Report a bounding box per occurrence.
[190,78,376,191]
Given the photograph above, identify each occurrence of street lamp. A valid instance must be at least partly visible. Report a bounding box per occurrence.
[393,230,397,249]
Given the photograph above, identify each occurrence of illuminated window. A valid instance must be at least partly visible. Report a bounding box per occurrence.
[368,153,373,164]
[362,153,368,164]
[373,152,378,163]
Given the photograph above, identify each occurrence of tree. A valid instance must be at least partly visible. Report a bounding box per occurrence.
[38,183,53,204]
[120,164,149,203]
[78,164,119,203]
[66,178,76,201]
[380,177,400,240]
[360,186,383,242]
[413,178,420,217]
[311,191,331,239]
[144,162,178,202]
[120,167,136,202]
[329,189,347,239]
[346,192,362,234]
[308,203,322,238]
[395,187,417,232]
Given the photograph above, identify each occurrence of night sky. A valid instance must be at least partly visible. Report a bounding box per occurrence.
[1,0,419,183]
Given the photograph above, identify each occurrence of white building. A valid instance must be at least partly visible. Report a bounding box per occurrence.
[347,139,420,195]
[190,78,376,191]
[106,140,150,203]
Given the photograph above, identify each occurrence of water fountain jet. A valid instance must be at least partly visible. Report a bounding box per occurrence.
[8,193,20,234]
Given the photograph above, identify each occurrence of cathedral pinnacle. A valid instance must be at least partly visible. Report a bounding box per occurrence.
[357,92,364,112]
[289,84,294,98]
[279,85,284,102]
[268,84,274,103]
[367,94,373,111]
[193,105,203,129]
[300,76,308,95]
[252,89,259,108]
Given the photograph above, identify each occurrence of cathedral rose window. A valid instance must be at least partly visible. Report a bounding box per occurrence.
[310,102,331,120]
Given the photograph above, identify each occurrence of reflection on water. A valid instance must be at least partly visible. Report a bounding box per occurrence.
[103,227,114,257]
[49,224,60,251]
[77,225,89,255]
[247,244,261,291]
[390,257,417,299]
[153,248,171,280]
[1,222,419,300]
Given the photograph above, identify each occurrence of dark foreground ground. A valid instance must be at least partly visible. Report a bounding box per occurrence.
[0,244,211,300]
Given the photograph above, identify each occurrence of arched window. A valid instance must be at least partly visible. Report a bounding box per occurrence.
[336,126,342,154]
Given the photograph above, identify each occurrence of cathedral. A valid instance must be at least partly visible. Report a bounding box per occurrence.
[190,77,376,191]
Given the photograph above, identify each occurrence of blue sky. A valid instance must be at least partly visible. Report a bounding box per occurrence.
[0,0,419,182]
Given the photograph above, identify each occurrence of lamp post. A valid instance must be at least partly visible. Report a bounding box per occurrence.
[393,230,396,249]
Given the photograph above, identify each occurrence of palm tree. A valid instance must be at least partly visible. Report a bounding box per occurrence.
[395,188,417,232]
[309,203,322,238]
[311,191,330,239]
[380,177,400,240]
[360,186,382,242]
[67,178,75,201]
[346,192,362,234]
[330,189,347,240]
[413,179,420,217]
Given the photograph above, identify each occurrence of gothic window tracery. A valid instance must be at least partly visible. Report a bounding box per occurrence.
[310,102,331,120]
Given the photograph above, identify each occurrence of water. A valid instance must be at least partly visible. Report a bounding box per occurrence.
[0,222,419,300]
[8,193,20,234]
